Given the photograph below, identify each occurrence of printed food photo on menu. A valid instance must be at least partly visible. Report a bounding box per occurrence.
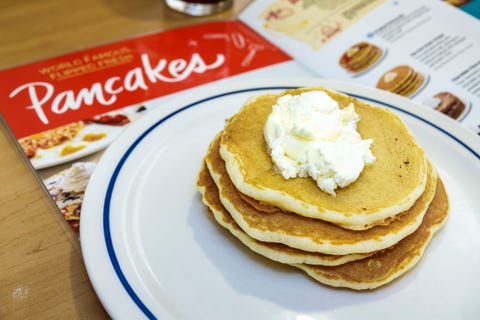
[44,161,96,235]
[376,65,428,98]
[444,0,472,7]
[338,41,385,75]
[422,91,470,120]
[25,104,147,236]
[18,105,146,170]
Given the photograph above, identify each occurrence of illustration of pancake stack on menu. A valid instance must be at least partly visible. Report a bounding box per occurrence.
[376,65,427,97]
[339,42,384,75]
[197,87,449,290]
[432,91,467,119]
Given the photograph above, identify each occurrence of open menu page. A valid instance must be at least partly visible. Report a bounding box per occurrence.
[239,0,480,134]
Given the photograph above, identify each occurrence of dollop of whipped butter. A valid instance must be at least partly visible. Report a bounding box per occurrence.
[264,90,376,195]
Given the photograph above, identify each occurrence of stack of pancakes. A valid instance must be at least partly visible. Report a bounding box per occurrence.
[339,42,383,74]
[376,65,426,97]
[197,87,448,290]
[433,91,466,119]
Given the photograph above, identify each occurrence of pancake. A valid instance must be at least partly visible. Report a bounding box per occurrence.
[433,92,466,119]
[207,133,437,255]
[376,65,414,92]
[391,71,418,94]
[339,42,383,73]
[295,178,449,290]
[349,47,383,73]
[376,65,426,97]
[219,87,428,230]
[197,160,373,266]
[395,72,425,97]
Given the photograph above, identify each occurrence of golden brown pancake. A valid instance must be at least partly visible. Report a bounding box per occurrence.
[376,65,414,92]
[376,65,425,97]
[197,160,373,266]
[396,73,425,97]
[392,71,418,94]
[339,42,383,73]
[220,87,428,230]
[295,178,449,290]
[208,133,437,255]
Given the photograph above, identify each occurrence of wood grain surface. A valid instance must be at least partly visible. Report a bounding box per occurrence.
[0,0,250,318]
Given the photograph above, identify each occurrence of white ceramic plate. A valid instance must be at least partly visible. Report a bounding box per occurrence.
[81,78,480,320]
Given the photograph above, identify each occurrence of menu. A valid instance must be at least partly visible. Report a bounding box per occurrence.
[239,0,480,134]
[0,20,312,236]
[1,1,479,237]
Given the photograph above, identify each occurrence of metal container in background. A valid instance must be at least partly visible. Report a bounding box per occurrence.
[165,0,233,16]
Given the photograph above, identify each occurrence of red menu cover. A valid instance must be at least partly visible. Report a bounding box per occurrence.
[0,20,292,236]
[0,20,290,139]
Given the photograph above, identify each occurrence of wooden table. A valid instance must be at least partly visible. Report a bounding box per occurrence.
[0,1,250,318]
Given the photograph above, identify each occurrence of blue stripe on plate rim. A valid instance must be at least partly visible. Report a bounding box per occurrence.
[101,86,479,319]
